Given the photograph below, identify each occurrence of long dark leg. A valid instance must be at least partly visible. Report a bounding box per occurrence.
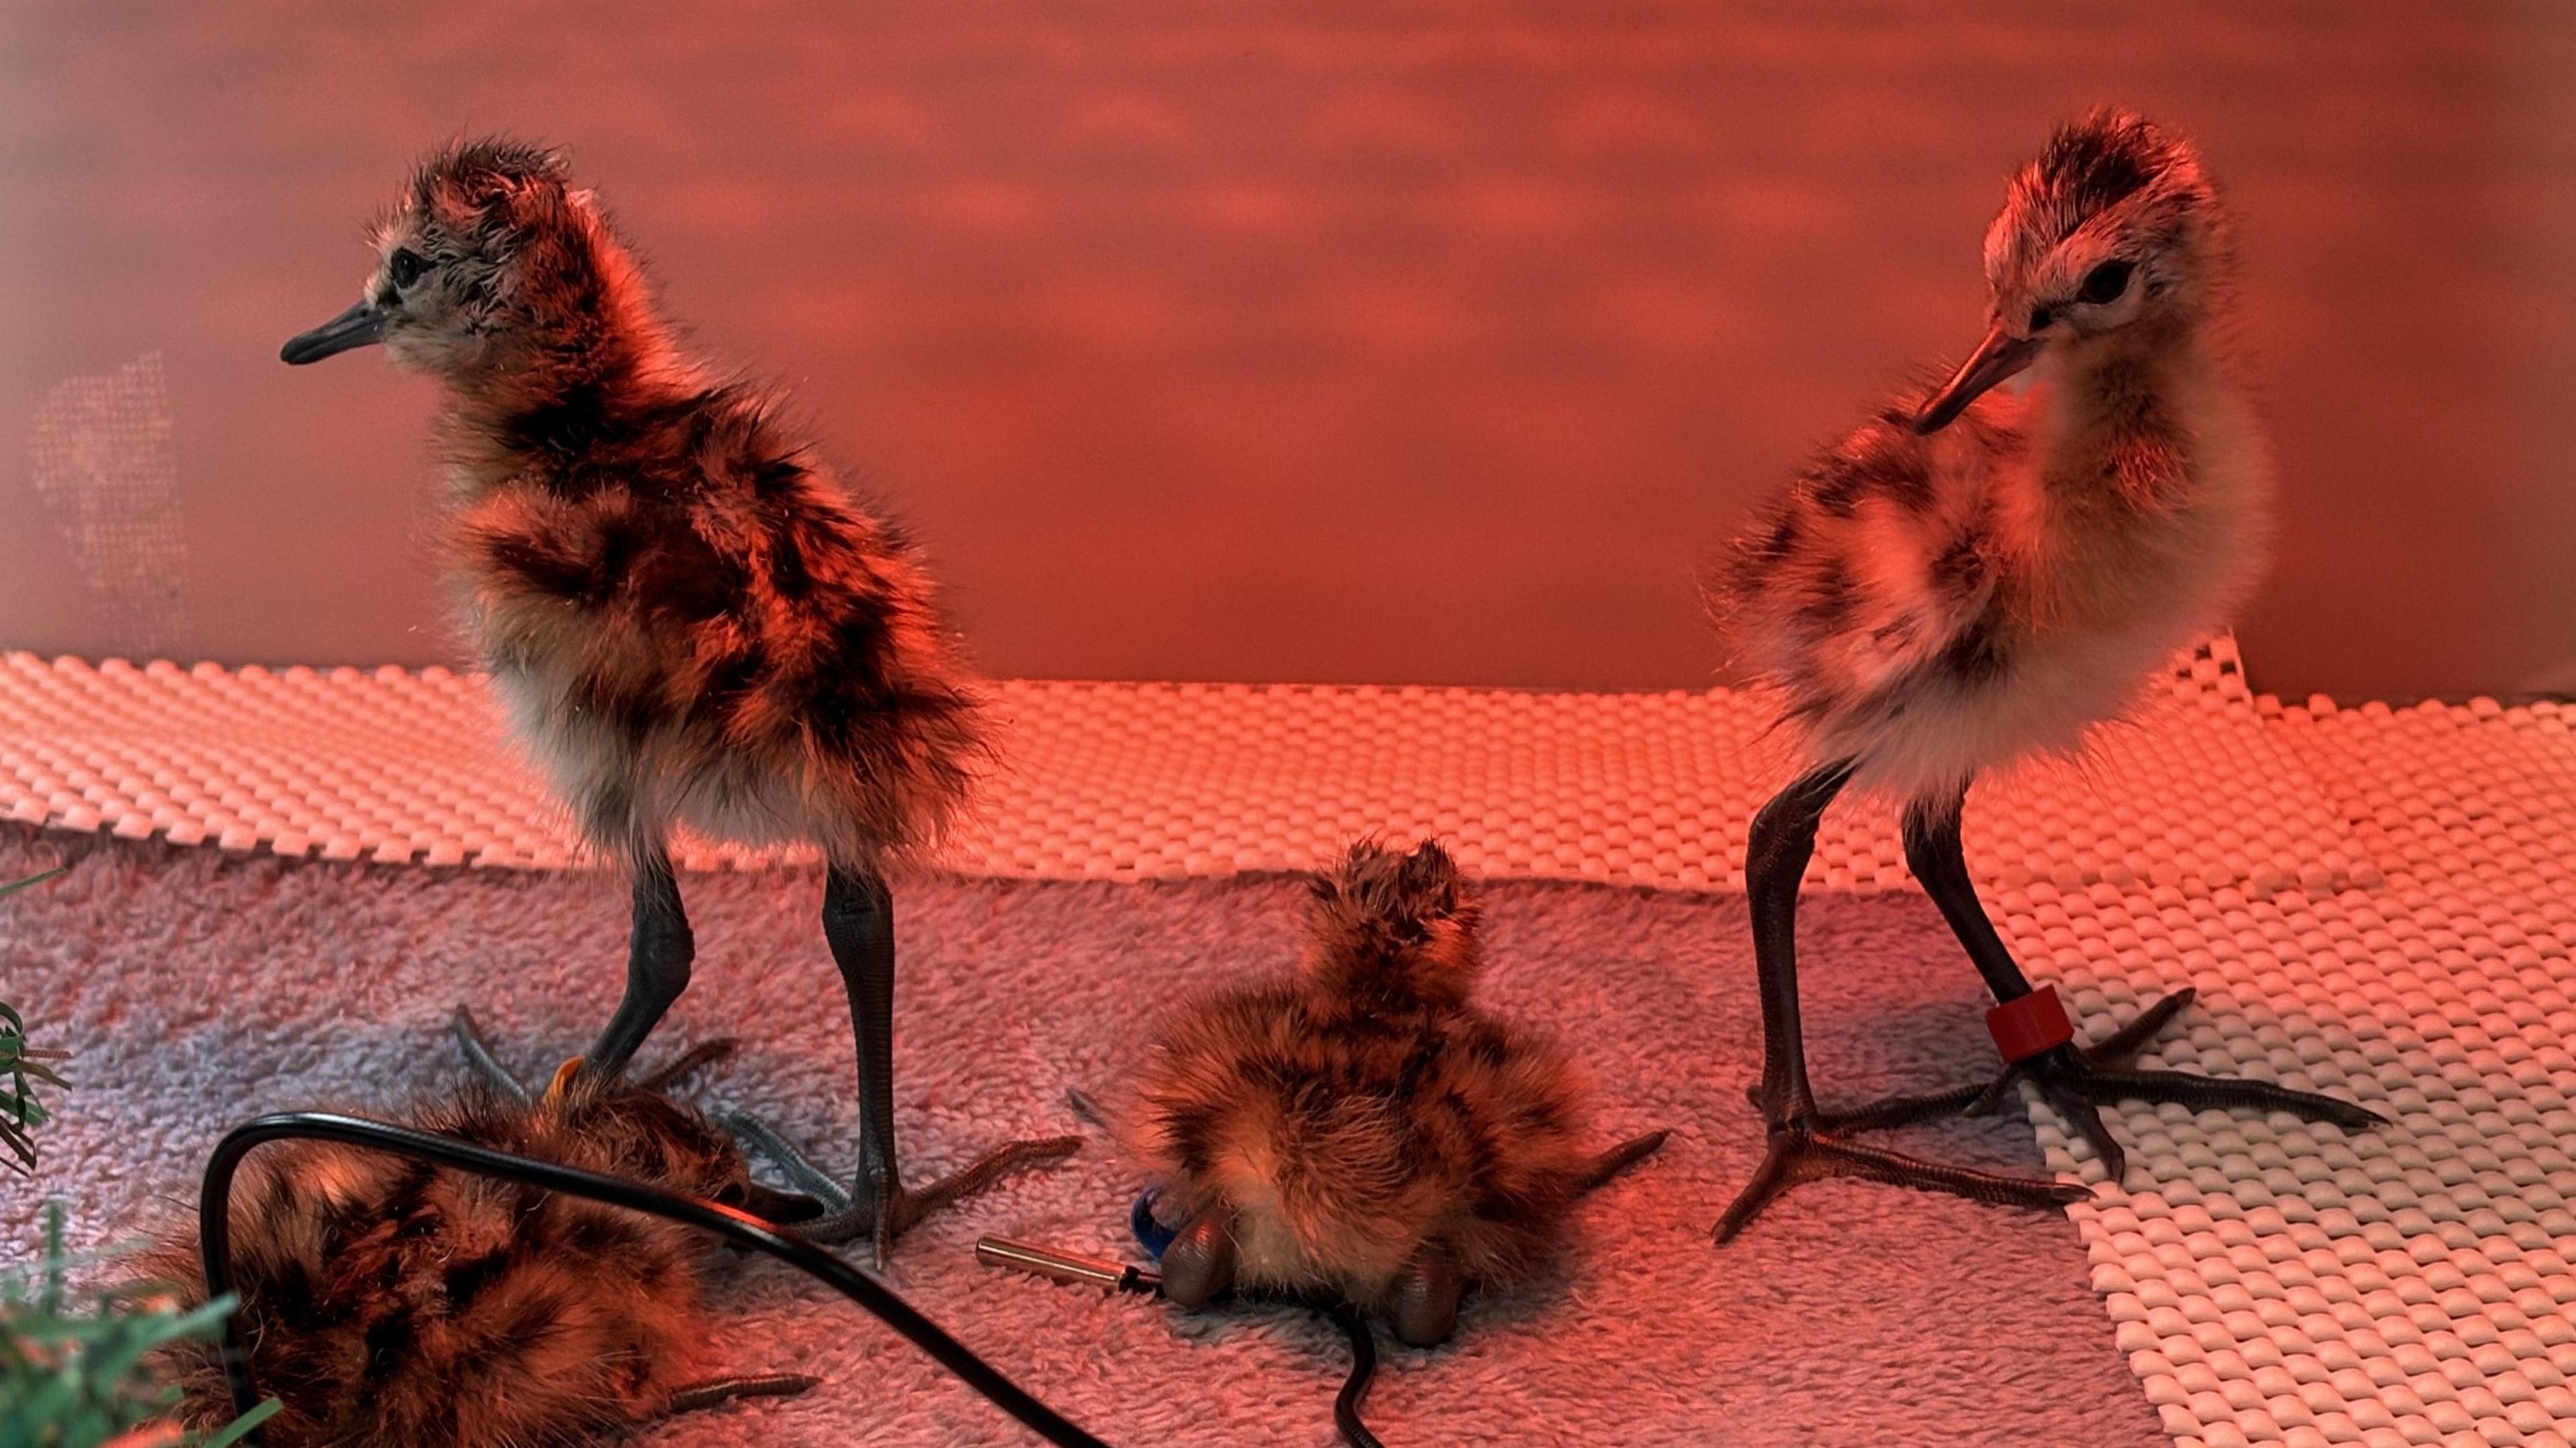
[826,865,902,1250]
[1901,790,2033,1005]
[583,851,694,1081]
[1744,763,1854,1121]
[1886,788,2383,1181]
[1715,765,2087,1242]
[763,866,1077,1266]
[1794,787,2012,1135]
[448,854,696,1095]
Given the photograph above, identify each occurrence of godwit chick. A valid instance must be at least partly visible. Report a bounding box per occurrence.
[141,1058,814,1447]
[281,137,1076,1261]
[1115,839,1664,1348]
[1705,109,2381,1241]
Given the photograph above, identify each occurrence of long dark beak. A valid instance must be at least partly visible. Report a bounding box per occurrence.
[1913,323,2043,435]
[280,299,386,365]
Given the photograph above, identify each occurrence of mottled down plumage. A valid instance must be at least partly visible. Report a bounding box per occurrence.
[283,138,1073,1263]
[374,139,983,869]
[138,1080,767,1448]
[1712,109,2270,798]
[1697,110,2379,1250]
[1129,840,1648,1322]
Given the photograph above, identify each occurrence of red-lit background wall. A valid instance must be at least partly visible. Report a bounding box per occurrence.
[3,2,2571,700]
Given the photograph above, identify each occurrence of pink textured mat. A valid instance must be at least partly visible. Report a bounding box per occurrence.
[0,641,2367,899]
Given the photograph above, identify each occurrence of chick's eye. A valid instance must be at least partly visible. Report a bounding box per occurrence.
[388,249,428,288]
[2078,260,2133,304]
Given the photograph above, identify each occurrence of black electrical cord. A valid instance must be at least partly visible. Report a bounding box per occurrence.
[1323,1301,1385,1448]
[199,1111,1114,1448]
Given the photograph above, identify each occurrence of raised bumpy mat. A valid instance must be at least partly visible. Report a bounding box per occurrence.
[0,639,2365,897]
[3,636,2570,1448]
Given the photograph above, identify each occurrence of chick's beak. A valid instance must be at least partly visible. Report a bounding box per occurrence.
[280,299,386,365]
[1913,323,2043,435]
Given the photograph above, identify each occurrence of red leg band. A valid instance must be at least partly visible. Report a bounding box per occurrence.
[1986,984,2074,1063]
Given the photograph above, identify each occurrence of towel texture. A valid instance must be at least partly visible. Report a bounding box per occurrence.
[0,826,2158,1447]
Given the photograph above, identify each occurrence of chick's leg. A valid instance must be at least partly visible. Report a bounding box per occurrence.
[748,867,1078,1266]
[1841,791,2384,1184]
[1714,763,2088,1243]
[448,850,704,1097]
[583,852,695,1081]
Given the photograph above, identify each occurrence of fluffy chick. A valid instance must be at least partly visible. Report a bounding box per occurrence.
[298,137,982,871]
[140,1078,800,1448]
[1699,109,2379,1245]
[282,137,1076,1261]
[1128,840,1662,1347]
[1711,108,2267,799]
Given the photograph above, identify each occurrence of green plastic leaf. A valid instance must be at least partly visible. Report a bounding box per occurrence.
[197,1396,283,1447]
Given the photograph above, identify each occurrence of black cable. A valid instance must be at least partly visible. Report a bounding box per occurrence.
[199,1111,1113,1448]
[1324,1301,1385,1448]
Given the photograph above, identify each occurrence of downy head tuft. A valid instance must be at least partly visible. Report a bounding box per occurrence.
[136,1078,764,1447]
[1916,108,2230,433]
[282,136,670,396]
[1299,838,1481,1014]
[1984,109,2224,345]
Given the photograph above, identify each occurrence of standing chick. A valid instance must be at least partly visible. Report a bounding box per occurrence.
[141,1072,810,1447]
[1125,839,1663,1348]
[1705,109,2381,1240]
[280,138,1075,1260]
